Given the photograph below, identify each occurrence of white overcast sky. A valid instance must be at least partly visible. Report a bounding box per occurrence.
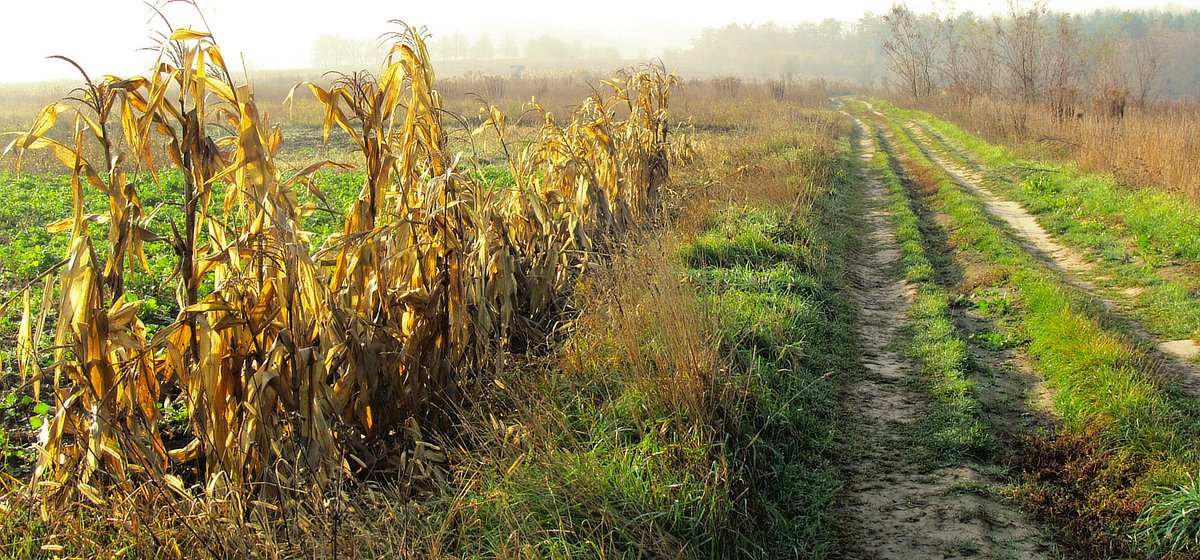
[1,0,1197,82]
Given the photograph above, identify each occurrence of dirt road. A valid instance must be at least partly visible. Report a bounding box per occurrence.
[837,117,1054,560]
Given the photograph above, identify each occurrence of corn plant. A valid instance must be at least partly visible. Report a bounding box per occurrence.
[5,11,683,513]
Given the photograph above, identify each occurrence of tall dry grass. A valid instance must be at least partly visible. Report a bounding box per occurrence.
[925,95,1200,199]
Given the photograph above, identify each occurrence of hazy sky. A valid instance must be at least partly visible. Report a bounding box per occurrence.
[1,0,1197,82]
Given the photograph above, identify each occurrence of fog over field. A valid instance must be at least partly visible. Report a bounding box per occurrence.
[1,0,1197,83]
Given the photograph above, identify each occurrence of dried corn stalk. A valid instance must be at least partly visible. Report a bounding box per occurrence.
[5,16,682,509]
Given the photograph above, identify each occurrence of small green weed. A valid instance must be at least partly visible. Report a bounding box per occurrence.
[1137,475,1200,556]
[972,331,1022,351]
[974,293,1013,317]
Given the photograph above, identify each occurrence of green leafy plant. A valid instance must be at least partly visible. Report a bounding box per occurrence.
[972,331,1021,351]
[28,402,49,429]
[974,294,1012,317]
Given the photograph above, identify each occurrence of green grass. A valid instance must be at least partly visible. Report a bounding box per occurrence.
[469,164,518,190]
[434,406,732,557]
[683,203,855,556]
[685,128,859,557]
[680,211,814,272]
[690,206,854,555]
[0,505,49,559]
[0,170,362,324]
[859,101,1200,558]
[1138,475,1200,557]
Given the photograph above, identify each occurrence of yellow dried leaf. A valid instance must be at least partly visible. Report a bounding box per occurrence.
[169,29,213,41]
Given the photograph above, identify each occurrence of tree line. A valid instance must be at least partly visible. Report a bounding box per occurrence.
[663,4,1200,106]
[305,5,1200,106]
[310,32,622,67]
[881,1,1196,115]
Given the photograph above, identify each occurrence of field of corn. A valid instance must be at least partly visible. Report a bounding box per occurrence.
[11,17,685,492]
[0,8,678,551]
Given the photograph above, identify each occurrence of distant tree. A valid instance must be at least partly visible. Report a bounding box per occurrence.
[448,33,469,61]
[816,18,845,41]
[471,33,495,60]
[1046,14,1082,93]
[882,4,938,100]
[431,33,470,61]
[499,36,519,59]
[1089,34,1127,94]
[311,35,342,68]
[938,11,969,103]
[855,14,892,89]
[1153,24,1194,98]
[1126,31,1164,106]
[994,0,1049,101]
[1041,14,1084,120]
[959,16,999,100]
[643,5,1200,98]
[310,34,380,69]
[586,45,621,60]
[524,35,580,62]
[781,55,801,82]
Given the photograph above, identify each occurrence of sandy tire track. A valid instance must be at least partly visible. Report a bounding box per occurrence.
[900,120,1200,397]
[836,116,1053,560]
